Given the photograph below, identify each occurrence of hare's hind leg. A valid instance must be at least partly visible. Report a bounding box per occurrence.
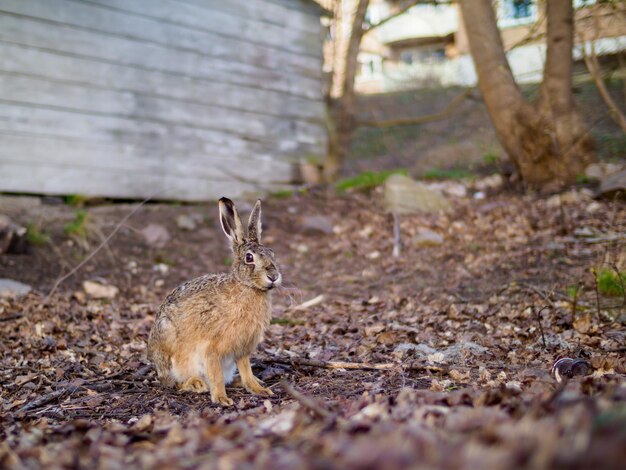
[148,316,176,388]
[180,376,209,393]
[236,356,273,396]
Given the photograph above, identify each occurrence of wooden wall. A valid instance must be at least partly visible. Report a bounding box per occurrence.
[0,0,327,201]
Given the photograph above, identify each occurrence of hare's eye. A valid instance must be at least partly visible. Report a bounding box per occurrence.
[245,253,254,264]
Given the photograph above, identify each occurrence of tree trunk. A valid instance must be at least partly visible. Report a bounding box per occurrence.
[324,0,370,182]
[462,0,595,191]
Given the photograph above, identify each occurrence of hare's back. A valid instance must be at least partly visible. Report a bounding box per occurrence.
[160,273,228,313]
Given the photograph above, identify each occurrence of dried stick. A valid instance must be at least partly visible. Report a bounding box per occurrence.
[535,306,549,349]
[280,381,333,420]
[266,356,449,374]
[392,210,401,258]
[18,386,79,414]
[591,268,601,319]
[46,197,152,300]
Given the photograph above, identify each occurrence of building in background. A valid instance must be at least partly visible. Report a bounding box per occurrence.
[0,0,327,201]
[356,0,626,93]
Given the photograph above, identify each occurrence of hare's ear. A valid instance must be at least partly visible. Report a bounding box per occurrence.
[218,197,244,247]
[247,199,262,243]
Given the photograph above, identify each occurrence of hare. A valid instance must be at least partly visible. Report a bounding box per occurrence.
[147,197,281,405]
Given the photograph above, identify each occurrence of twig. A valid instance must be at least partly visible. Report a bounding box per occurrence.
[0,313,24,322]
[266,356,449,374]
[535,306,549,349]
[591,268,601,319]
[292,295,325,311]
[46,196,152,300]
[392,210,400,258]
[17,386,79,414]
[280,381,333,420]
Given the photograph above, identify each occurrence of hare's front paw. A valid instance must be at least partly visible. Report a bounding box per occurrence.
[212,394,234,406]
[181,377,208,393]
[244,378,274,397]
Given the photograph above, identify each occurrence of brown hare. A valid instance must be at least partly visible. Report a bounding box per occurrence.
[147,197,281,405]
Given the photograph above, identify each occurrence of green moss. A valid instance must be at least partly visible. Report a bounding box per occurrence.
[597,269,626,297]
[336,169,408,192]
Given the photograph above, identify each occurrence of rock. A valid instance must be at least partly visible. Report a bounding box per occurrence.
[384,174,450,214]
[141,224,170,248]
[394,341,487,363]
[574,226,595,238]
[585,201,602,213]
[301,215,334,235]
[474,174,504,192]
[0,279,32,298]
[176,214,197,231]
[395,343,436,356]
[597,169,626,199]
[0,215,28,255]
[426,182,467,198]
[585,163,604,181]
[83,280,119,299]
[412,228,444,247]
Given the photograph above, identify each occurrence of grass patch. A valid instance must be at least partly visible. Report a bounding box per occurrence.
[271,317,305,326]
[64,194,89,207]
[423,167,474,181]
[596,268,626,297]
[64,210,89,239]
[26,224,50,246]
[336,169,408,192]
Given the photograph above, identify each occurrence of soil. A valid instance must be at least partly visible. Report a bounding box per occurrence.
[1,185,625,469]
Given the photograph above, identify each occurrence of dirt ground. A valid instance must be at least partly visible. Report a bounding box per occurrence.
[1,184,625,469]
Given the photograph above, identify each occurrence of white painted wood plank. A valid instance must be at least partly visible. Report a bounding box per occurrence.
[0,42,326,122]
[0,104,325,158]
[0,133,294,183]
[75,0,323,57]
[0,161,267,201]
[0,0,323,78]
[0,74,327,146]
[183,0,322,35]
[0,14,322,100]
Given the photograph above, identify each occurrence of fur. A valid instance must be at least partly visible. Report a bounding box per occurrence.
[147,198,281,405]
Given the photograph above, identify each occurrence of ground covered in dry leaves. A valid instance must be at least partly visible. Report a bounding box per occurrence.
[1,186,625,469]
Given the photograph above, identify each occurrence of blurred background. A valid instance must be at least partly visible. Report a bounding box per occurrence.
[0,0,623,201]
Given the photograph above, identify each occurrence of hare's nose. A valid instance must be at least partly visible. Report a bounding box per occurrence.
[267,273,278,282]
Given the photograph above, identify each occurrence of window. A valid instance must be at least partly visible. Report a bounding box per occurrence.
[498,0,537,27]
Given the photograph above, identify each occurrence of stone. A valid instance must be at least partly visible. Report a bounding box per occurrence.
[176,214,197,231]
[394,341,487,363]
[384,174,450,214]
[83,280,119,299]
[0,279,32,298]
[598,169,626,199]
[141,224,170,248]
[474,174,504,192]
[0,215,28,255]
[585,163,604,181]
[412,228,444,247]
[301,215,334,235]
